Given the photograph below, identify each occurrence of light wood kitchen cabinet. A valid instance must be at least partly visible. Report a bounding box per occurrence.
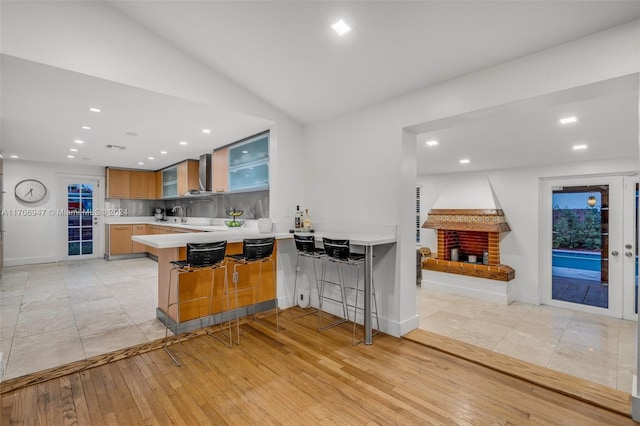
[109,224,133,255]
[178,160,199,195]
[212,148,229,193]
[131,224,148,253]
[130,171,155,199]
[106,168,131,199]
[107,168,155,199]
[154,171,162,200]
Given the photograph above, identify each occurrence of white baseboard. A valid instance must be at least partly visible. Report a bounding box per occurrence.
[4,255,58,267]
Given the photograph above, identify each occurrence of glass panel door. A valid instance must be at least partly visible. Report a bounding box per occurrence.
[543,176,624,318]
[62,177,102,260]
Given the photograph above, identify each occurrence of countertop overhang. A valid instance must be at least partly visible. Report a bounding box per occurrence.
[132,230,291,248]
[132,230,396,249]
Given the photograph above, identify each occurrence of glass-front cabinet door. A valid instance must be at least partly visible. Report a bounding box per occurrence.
[228,132,269,192]
[162,166,178,198]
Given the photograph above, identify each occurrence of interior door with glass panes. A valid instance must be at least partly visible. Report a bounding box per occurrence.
[542,175,637,319]
[62,177,103,260]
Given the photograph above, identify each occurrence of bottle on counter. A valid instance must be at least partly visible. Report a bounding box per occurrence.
[294,205,303,230]
[302,208,312,230]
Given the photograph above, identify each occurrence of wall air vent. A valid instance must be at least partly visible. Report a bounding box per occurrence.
[105,144,127,150]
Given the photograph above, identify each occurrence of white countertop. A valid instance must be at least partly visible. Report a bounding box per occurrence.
[119,217,397,248]
[132,229,292,248]
[292,232,397,247]
[133,229,396,249]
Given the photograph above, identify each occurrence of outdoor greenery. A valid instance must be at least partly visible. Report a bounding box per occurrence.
[553,205,602,251]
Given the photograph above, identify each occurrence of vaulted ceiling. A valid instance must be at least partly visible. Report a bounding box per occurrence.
[1,1,638,173]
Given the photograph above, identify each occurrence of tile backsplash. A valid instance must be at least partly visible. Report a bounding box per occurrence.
[105,190,269,219]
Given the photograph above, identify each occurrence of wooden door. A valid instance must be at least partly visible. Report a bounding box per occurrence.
[130,171,155,199]
[212,148,229,193]
[131,224,148,253]
[107,168,130,198]
[109,224,133,255]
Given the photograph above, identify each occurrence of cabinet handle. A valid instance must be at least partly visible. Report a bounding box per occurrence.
[113,226,129,230]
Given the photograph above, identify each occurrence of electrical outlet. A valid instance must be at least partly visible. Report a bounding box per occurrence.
[300,294,304,301]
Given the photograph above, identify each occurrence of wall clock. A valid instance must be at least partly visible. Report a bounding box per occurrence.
[15,179,47,203]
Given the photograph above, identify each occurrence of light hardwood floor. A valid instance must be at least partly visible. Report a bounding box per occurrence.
[1,309,635,425]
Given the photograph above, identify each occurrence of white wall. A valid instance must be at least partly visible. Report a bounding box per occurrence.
[4,161,105,266]
[418,157,638,304]
[304,21,639,335]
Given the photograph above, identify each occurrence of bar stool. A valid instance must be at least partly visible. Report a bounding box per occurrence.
[227,237,279,343]
[320,238,379,345]
[164,241,227,366]
[291,234,325,319]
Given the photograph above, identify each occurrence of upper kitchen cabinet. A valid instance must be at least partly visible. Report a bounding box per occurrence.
[212,147,229,193]
[160,160,199,198]
[130,170,155,199]
[106,168,155,199]
[227,132,269,192]
[106,168,130,199]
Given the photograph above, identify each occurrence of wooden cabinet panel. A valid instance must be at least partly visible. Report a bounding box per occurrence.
[167,241,277,322]
[154,171,162,200]
[131,224,148,253]
[130,171,155,199]
[212,148,228,193]
[106,169,130,199]
[177,160,199,195]
[109,225,133,255]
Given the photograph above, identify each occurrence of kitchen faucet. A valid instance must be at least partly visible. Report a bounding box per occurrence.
[172,205,186,223]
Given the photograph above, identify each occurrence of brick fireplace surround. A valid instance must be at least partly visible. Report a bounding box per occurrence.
[422,209,515,281]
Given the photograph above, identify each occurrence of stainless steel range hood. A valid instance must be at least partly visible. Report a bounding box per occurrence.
[198,153,212,192]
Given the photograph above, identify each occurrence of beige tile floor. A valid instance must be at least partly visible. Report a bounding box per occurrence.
[0,258,166,380]
[1,258,637,393]
[417,286,637,392]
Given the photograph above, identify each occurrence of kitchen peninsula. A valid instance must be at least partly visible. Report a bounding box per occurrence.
[132,227,291,331]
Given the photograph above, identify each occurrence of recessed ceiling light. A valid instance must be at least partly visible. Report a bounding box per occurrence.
[573,144,588,150]
[138,162,144,165]
[70,148,78,152]
[179,141,188,145]
[426,140,439,147]
[148,156,154,160]
[89,107,101,113]
[560,116,578,124]
[160,151,167,154]
[81,126,92,130]
[10,155,18,159]
[74,139,84,144]
[332,19,351,36]
[202,129,211,134]
[242,150,248,154]
[459,158,470,164]
[67,155,75,159]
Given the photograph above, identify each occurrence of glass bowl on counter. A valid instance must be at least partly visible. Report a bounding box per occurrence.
[224,219,244,228]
